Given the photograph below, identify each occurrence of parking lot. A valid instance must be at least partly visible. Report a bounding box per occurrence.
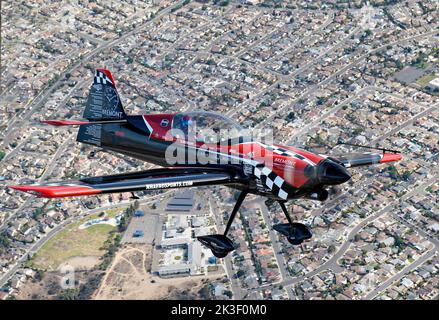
[121,212,159,244]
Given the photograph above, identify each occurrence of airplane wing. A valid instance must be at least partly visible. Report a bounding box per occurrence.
[9,167,242,198]
[329,152,402,168]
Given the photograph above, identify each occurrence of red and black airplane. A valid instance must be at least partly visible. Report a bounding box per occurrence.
[10,69,402,258]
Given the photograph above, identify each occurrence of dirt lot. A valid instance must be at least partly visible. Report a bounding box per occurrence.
[16,269,104,300]
[94,244,222,300]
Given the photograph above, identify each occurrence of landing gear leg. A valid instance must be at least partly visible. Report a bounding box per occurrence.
[224,190,248,236]
[197,191,248,258]
[273,201,312,245]
[130,192,140,200]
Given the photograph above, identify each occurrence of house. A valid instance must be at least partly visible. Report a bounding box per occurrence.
[401,278,414,289]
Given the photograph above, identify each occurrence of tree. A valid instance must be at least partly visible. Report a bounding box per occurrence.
[401,171,411,181]
[394,235,405,250]
[0,233,11,249]
[198,285,211,299]
[236,270,245,278]
[387,164,399,179]
[223,290,233,298]
[32,208,43,219]
[317,96,327,106]
[287,112,295,121]
[0,149,6,161]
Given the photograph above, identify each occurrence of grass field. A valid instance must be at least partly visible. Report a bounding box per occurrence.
[416,73,437,87]
[29,211,121,271]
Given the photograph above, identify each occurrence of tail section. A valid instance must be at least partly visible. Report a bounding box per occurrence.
[83,69,127,121]
[41,119,127,126]
[40,69,128,147]
[77,69,127,147]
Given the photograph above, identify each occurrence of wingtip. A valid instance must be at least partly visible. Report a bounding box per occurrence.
[380,153,403,163]
[41,120,89,126]
[8,185,43,197]
[8,185,101,198]
[8,185,31,192]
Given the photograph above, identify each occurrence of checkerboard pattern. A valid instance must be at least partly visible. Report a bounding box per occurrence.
[253,164,293,200]
[94,70,114,86]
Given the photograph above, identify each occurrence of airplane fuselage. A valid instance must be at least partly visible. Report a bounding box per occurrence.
[81,114,350,201]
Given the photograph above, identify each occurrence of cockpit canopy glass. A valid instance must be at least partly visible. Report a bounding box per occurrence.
[171,111,245,144]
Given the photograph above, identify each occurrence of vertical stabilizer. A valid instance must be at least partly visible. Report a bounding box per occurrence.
[77,69,126,146]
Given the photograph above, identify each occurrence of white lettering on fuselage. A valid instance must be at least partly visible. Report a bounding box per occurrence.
[144,181,193,190]
[274,158,295,166]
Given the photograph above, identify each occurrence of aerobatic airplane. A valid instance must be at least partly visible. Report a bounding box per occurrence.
[10,69,402,258]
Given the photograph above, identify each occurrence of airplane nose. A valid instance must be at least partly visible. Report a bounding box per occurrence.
[317,159,351,185]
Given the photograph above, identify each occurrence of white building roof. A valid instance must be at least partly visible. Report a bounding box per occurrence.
[428,77,439,88]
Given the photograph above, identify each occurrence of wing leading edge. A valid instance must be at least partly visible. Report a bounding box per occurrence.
[9,168,242,198]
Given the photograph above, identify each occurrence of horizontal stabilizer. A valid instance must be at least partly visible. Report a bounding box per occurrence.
[41,119,127,126]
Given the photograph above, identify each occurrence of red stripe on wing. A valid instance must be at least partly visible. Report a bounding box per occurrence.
[9,185,102,198]
[41,120,90,126]
[380,153,403,163]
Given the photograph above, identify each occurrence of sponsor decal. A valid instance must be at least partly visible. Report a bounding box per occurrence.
[104,86,119,105]
[144,181,193,190]
[160,119,169,127]
[102,109,124,118]
[274,158,295,166]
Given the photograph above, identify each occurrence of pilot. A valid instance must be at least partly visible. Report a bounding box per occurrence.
[180,115,194,138]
